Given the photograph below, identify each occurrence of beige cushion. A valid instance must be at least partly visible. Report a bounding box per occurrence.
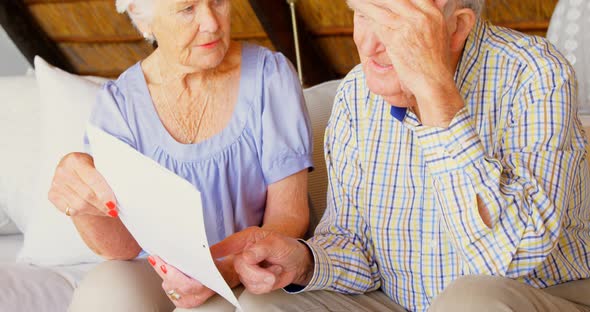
[303,80,341,232]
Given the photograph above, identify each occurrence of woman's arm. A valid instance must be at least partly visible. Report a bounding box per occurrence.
[215,169,309,289]
[72,216,141,260]
[48,152,141,260]
[261,169,310,238]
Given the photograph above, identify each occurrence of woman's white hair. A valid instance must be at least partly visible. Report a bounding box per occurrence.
[116,0,156,26]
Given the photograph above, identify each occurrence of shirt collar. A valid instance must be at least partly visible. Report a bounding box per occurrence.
[390,105,407,121]
[454,18,487,95]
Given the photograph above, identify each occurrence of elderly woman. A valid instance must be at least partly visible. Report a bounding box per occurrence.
[47,0,312,311]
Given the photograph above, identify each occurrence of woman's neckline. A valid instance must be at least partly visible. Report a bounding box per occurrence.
[134,43,257,161]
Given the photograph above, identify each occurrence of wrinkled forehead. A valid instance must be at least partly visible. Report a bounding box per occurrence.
[345,0,444,11]
[157,0,211,8]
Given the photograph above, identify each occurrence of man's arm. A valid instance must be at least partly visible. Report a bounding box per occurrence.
[414,62,585,277]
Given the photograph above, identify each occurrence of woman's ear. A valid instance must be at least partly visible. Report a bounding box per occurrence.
[448,8,477,52]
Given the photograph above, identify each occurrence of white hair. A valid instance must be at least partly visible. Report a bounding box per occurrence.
[116,0,156,39]
[457,0,485,15]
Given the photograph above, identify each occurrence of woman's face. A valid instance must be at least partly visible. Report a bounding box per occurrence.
[151,0,232,72]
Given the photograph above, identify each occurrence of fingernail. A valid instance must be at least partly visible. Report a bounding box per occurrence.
[148,256,156,266]
[108,210,118,218]
[160,265,167,274]
[106,201,116,210]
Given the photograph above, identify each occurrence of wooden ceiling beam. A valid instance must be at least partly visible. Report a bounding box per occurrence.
[0,0,74,71]
[247,0,337,86]
[24,0,108,4]
[49,32,269,44]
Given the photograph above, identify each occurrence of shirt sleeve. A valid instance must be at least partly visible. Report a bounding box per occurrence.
[410,62,586,277]
[258,52,314,185]
[83,81,137,155]
[296,83,381,294]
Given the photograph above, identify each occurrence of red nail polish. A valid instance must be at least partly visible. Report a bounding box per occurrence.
[108,210,118,218]
[148,256,156,266]
[160,265,167,274]
[106,201,116,210]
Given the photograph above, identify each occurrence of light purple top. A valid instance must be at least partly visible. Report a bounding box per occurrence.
[86,44,313,245]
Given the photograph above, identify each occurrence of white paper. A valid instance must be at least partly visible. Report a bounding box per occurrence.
[86,125,241,310]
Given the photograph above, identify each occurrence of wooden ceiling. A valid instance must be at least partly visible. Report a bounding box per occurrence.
[1,0,559,85]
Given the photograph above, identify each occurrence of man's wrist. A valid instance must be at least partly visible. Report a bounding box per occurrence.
[416,82,464,128]
[293,241,315,286]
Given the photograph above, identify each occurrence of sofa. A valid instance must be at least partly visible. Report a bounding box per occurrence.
[0,57,340,312]
[2,17,590,307]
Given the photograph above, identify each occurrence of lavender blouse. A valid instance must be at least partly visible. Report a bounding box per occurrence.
[86,44,313,245]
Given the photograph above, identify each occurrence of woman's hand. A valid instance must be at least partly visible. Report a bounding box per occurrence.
[148,255,221,308]
[48,152,118,218]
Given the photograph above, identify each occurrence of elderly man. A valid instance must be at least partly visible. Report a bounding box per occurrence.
[212,0,590,311]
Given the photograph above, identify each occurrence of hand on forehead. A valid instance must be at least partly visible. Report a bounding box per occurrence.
[347,0,449,16]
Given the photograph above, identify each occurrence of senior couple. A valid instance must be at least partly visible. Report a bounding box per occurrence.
[48,0,590,311]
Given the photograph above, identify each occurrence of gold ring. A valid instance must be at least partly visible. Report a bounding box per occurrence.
[167,289,181,301]
[65,206,71,217]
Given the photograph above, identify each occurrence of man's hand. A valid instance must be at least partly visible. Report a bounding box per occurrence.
[211,227,315,294]
[349,0,465,127]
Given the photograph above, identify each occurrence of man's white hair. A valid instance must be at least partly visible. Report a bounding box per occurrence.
[457,0,485,15]
[115,0,155,25]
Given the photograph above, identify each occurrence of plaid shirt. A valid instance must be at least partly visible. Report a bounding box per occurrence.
[303,19,590,311]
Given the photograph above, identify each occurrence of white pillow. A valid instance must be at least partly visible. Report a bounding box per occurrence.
[0,209,19,235]
[17,57,108,265]
[0,75,42,232]
[0,218,20,236]
[0,209,10,232]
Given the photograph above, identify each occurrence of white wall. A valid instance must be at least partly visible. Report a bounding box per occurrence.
[0,25,31,76]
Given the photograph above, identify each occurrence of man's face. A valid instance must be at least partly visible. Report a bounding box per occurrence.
[353,12,409,107]
[351,0,454,107]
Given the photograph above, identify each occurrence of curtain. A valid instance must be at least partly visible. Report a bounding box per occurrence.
[547,0,590,115]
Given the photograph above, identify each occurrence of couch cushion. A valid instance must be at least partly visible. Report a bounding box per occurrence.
[0,210,19,236]
[0,235,23,264]
[303,80,341,232]
[0,75,41,232]
[16,57,106,266]
[0,263,74,312]
[0,221,20,236]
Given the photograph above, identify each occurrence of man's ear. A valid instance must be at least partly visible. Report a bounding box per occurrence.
[448,8,477,52]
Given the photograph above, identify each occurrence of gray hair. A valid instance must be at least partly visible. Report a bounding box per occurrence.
[115,0,156,40]
[457,0,485,15]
